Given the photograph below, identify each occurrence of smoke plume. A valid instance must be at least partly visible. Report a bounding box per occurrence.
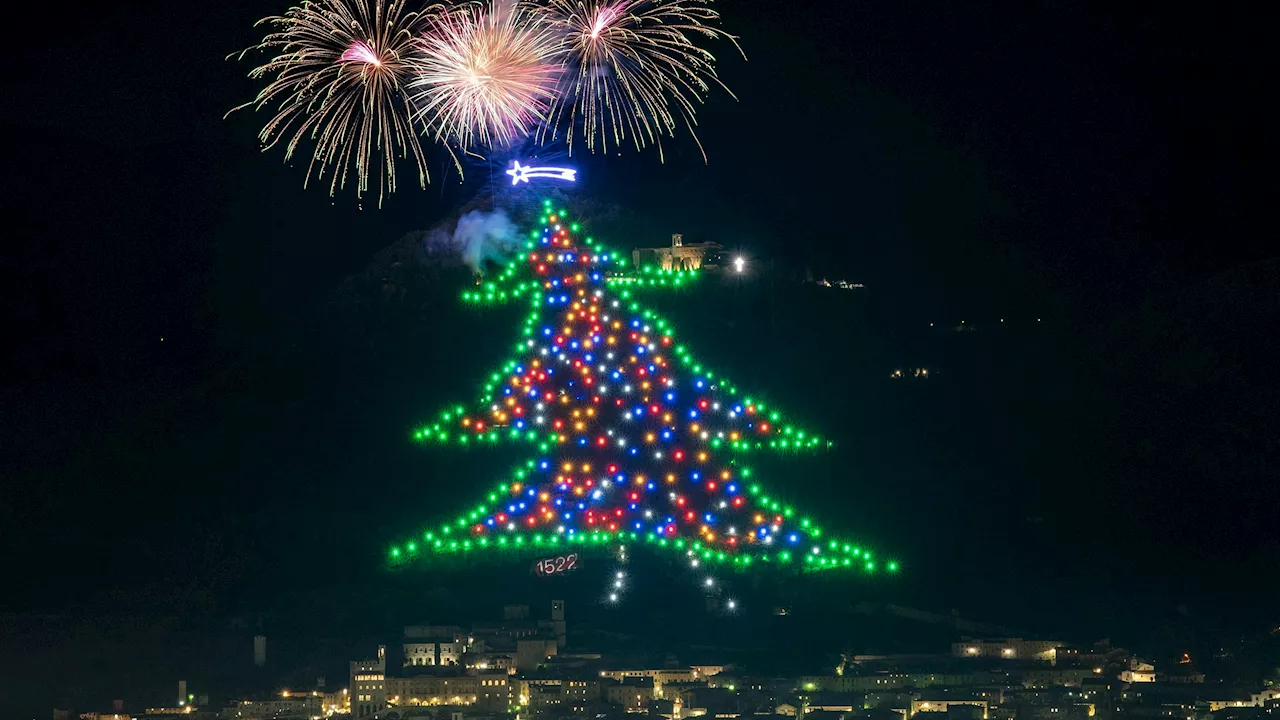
[419,209,522,275]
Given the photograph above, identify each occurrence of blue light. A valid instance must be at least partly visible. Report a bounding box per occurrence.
[789,534,798,543]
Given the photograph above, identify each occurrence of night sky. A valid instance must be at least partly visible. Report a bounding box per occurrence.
[1,0,1274,715]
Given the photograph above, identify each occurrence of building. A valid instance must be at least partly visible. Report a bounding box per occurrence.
[1119,661,1156,684]
[606,677,656,712]
[218,695,322,720]
[385,671,510,712]
[953,640,1064,664]
[516,637,558,672]
[799,672,985,693]
[404,639,467,667]
[632,234,724,272]
[350,646,387,718]
[913,699,990,718]
[600,667,724,698]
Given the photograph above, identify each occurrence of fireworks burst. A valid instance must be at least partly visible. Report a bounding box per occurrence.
[410,0,563,151]
[536,0,742,160]
[229,0,448,204]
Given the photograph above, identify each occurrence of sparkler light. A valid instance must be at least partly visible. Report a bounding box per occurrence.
[506,160,577,184]
[536,0,743,160]
[410,0,562,150]
[228,0,449,205]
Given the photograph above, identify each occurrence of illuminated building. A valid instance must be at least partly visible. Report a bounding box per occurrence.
[632,234,724,272]
[383,671,510,712]
[349,646,386,717]
[912,699,990,718]
[953,639,1064,664]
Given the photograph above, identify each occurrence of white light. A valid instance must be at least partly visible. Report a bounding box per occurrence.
[616,571,625,579]
[734,257,745,273]
[609,593,618,602]
[704,577,714,587]
[727,600,737,610]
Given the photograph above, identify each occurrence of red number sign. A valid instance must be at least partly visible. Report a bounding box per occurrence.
[533,553,580,577]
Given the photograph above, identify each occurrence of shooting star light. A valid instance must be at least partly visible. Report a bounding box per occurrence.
[507,160,577,185]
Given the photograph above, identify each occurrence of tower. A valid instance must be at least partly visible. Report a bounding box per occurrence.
[551,599,566,648]
[671,232,683,247]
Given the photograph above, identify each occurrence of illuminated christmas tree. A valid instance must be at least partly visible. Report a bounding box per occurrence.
[390,200,896,577]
